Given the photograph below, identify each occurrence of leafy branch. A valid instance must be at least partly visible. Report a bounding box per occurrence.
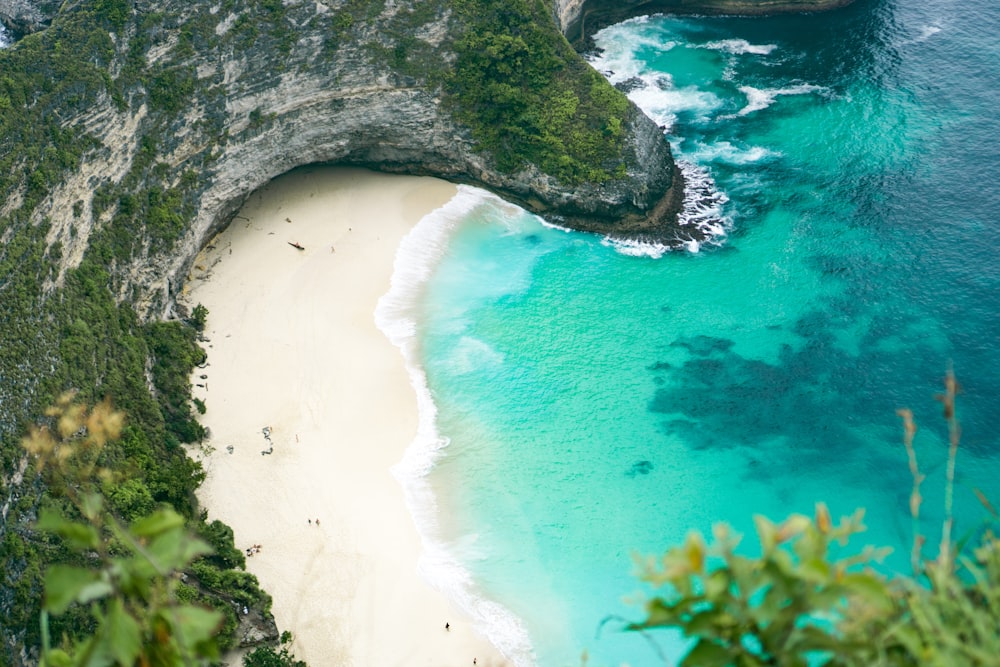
[24,393,223,667]
[627,371,1000,666]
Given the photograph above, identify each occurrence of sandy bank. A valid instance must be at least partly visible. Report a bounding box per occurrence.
[182,166,509,666]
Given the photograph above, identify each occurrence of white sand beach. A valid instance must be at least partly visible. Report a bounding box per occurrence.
[182,167,508,667]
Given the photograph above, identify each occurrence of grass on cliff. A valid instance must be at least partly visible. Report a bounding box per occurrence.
[21,397,292,666]
[445,0,631,184]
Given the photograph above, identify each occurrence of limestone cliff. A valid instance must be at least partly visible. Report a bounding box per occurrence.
[0,0,58,36]
[0,0,684,325]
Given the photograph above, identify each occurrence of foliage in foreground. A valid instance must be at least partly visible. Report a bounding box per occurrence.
[629,371,1000,666]
[23,396,301,667]
[25,373,998,667]
[26,396,219,666]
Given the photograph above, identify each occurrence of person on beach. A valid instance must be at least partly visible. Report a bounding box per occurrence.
[445,622,450,631]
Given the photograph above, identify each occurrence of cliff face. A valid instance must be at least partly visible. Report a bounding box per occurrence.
[0,0,58,35]
[0,0,861,320]
[0,0,683,323]
[555,0,856,44]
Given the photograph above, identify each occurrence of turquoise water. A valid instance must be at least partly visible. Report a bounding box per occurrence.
[404,1,1000,665]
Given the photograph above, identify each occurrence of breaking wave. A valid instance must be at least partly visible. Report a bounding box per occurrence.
[699,38,778,55]
[376,187,536,667]
[736,84,825,115]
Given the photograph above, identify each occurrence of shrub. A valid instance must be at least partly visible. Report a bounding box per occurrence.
[626,371,1000,666]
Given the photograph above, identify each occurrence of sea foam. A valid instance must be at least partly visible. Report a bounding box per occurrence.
[589,29,721,130]
[699,38,778,55]
[375,186,536,667]
[0,24,12,48]
[899,24,942,46]
[604,160,730,258]
[589,21,732,256]
[689,140,779,165]
[736,84,824,116]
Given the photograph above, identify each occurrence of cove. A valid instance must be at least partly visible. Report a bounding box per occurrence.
[405,1,1000,665]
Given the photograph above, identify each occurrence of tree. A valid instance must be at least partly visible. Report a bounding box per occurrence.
[242,632,305,667]
[190,304,208,333]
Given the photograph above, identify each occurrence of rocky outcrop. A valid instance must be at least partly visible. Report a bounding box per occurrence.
[3,0,686,321]
[555,0,857,45]
[0,0,58,36]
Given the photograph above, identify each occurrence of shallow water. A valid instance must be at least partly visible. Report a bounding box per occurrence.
[399,1,1000,665]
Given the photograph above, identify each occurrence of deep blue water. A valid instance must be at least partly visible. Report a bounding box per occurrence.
[398,1,1000,665]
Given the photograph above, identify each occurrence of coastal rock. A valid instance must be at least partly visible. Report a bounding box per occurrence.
[6,0,685,321]
[236,606,280,648]
[555,0,857,44]
[0,0,58,36]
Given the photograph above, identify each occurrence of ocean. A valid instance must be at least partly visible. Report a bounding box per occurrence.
[379,1,1000,665]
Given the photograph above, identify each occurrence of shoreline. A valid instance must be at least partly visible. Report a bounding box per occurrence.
[377,187,537,666]
[181,166,511,666]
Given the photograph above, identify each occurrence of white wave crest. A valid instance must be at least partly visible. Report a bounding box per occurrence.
[589,20,728,129]
[700,38,777,55]
[605,160,730,258]
[603,236,683,259]
[628,82,723,128]
[737,83,823,116]
[375,187,535,667]
[589,38,677,85]
[689,140,779,165]
[902,24,942,45]
[676,160,730,239]
[920,25,942,39]
[0,24,12,48]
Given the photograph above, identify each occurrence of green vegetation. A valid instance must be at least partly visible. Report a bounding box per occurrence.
[147,68,196,115]
[628,373,1000,666]
[243,633,306,667]
[631,511,1000,666]
[444,0,631,183]
[25,397,221,666]
[21,397,290,666]
[0,257,273,657]
[0,1,386,660]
